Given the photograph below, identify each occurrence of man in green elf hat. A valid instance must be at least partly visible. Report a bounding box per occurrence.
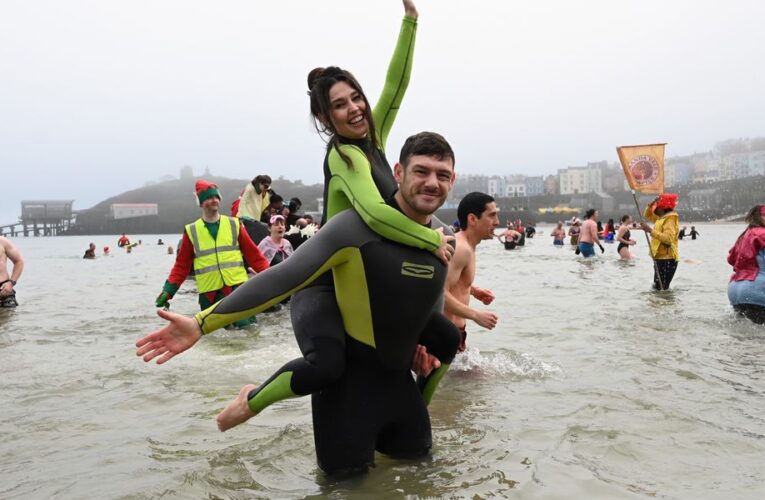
[155,180,270,328]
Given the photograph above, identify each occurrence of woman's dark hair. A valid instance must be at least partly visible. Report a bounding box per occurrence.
[252,175,272,190]
[457,192,495,230]
[584,208,596,219]
[736,204,765,242]
[307,66,379,169]
[621,214,630,223]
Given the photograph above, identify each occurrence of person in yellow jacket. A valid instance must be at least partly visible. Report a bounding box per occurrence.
[640,192,680,290]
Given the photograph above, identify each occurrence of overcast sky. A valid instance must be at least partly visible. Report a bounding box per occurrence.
[1,0,763,223]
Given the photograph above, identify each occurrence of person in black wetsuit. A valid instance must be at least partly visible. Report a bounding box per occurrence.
[689,226,700,240]
[136,131,461,475]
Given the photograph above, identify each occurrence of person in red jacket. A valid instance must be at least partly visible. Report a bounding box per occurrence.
[155,180,269,328]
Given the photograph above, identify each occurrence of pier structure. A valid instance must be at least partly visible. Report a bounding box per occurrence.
[0,200,76,237]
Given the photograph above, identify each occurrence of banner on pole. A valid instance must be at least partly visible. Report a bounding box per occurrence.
[616,143,666,194]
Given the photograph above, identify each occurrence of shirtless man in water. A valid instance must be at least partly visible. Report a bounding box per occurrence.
[0,236,24,308]
[444,192,499,351]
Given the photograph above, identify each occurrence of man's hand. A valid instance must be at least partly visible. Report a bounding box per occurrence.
[0,281,13,297]
[472,310,498,330]
[403,0,418,19]
[155,291,171,308]
[432,227,456,266]
[411,344,440,377]
[136,309,202,364]
[470,286,495,305]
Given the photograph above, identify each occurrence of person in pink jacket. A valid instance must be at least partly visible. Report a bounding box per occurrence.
[727,204,765,324]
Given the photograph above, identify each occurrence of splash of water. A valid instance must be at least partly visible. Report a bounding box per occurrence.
[450,347,561,379]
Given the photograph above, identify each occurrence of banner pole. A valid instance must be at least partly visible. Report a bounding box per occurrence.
[632,190,665,290]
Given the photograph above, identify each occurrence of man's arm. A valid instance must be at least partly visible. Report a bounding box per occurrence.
[470,285,495,305]
[4,238,23,282]
[443,244,497,329]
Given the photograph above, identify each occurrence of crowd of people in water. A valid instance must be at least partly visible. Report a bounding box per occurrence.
[2,0,763,481]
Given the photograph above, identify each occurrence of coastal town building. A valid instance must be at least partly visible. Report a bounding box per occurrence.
[558,164,603,195]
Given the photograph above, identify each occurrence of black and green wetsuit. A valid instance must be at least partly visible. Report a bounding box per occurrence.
[285,14,454,413]
[196,207,459,473]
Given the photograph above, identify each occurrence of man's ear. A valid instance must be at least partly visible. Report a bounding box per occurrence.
[393,162,404,184]
[467,213,477,227]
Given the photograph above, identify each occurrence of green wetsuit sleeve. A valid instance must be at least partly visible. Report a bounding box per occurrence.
[373,15,417,150]
[194,212,361,333]
[327,145,441,251]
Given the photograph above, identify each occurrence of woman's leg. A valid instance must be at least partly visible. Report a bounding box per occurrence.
[217,279,347,430]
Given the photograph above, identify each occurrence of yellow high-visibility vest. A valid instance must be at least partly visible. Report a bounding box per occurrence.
[185,215,248,292]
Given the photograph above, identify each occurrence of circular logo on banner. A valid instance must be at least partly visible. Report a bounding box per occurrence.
[628,155,660,186]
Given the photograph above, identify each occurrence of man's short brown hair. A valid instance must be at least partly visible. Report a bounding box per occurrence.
[399,132,455,168]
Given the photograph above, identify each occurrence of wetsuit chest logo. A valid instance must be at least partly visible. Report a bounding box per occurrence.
[400,261,435,279]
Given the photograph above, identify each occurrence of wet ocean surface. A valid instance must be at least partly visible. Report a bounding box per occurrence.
[1,225,764,499]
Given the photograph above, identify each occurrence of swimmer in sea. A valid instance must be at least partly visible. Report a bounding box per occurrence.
[569,218,581,246]
[498,220,522,250]
[602,218,615,242]
[444,192,499,352]
[551,221,566,246]
[83,243,96,259]
[727,204,765,324]
[136,131,461,476]
[578,209,605,257]
[615,214,638,260]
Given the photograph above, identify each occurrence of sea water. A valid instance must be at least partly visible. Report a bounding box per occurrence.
[1,224,763,499]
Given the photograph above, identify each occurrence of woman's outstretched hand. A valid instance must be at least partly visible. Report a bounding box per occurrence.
[136,309,203,364]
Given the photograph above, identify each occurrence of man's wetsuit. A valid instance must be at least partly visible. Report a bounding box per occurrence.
[196,208,459,473]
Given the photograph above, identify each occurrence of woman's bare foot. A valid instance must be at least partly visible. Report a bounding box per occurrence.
[217,384,257,432]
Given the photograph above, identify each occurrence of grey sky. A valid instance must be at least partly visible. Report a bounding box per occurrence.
[1,0,763,223]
